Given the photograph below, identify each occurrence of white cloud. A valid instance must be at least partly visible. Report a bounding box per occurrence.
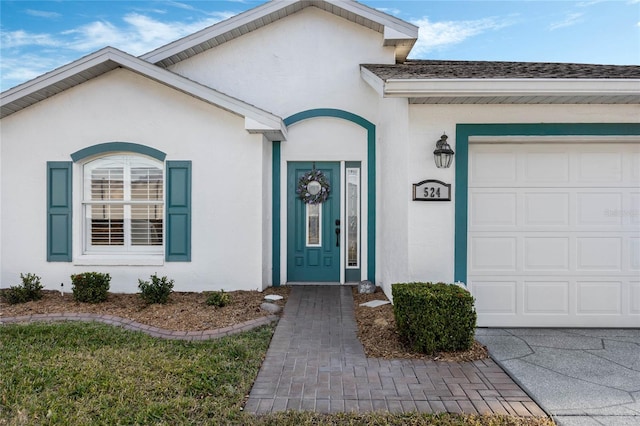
[132,7,169,15]
[410,17,512,57]
[0,11,235,90]
[59,12,230,55]
[549,12,584,30]
[62,20,125,51]
[164,1,197,11]
[26,9,62,19]
[0,29,60,49]
[2,11,232,56]
[0,53,73,88]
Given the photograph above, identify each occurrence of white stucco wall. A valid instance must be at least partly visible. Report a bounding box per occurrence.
[261,138,273,290]
[168,6,397,286]
[405,103,640,291]
[168,7,393,120]
[375,98,412,295]
[0,69,268,292]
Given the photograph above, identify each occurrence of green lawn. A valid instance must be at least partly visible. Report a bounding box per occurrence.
[0,322,553,425]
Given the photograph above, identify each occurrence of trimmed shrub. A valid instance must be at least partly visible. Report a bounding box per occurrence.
[0,273,43,305]
[138,273,174,304]
[392,282,476,354]
[206,290,230,308]
[71,272,110,303]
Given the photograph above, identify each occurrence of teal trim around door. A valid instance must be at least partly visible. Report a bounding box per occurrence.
[454,123,640,285]
[71,142,166,162]
[272,108,376,284]
[272,141,281,286]
[287,162,341,282]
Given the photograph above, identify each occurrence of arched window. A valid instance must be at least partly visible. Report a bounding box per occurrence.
[48,144,190,262]
[83,154,163,253]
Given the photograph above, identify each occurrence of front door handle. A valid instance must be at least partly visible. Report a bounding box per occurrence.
[335,219,340,247]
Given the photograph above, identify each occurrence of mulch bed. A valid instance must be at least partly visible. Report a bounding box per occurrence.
[0,287,290,332]
[352,286,488,361]
[2,285,487,361]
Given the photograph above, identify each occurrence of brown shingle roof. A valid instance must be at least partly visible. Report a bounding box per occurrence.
[362,60,640,80]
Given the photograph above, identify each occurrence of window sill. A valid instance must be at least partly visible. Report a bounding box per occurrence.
[74,255,164,266]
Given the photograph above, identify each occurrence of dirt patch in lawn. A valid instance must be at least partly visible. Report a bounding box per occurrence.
[1,285,487,361]
[353,286,488,362]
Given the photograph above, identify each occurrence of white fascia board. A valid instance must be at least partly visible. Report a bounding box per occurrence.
[330,0,418,39]
[245,116,289,141]
[360,66,386,97]
[381,78,640,98]
[382,27,416,62]
[1,48,118,104]
[141,0,280,64]
[383,26,418,44]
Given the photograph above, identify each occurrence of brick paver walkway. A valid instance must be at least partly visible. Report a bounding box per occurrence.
[244,286,546,416]
[0,312,278,340]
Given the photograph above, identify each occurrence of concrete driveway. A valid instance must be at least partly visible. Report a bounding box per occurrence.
[476,328,640,426]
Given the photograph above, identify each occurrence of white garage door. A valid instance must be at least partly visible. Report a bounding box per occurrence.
[468,142,640,327]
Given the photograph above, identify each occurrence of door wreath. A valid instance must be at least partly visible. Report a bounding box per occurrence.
[297,169,331,204]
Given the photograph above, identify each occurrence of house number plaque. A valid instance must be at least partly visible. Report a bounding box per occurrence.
[413,179,451,201]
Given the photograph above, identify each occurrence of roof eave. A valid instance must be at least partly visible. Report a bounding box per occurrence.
[1,47,287,140]
[245,116,289,142]
[141,0,282,65]
[360,66,385,96]
[382,27,417,63]
[344,0,417,62]
[375,78,640,103]
[1,48,121,113]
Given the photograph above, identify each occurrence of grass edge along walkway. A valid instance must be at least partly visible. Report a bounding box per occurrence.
[0,321,553,425]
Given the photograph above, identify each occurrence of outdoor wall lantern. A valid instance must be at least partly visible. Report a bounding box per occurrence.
[433,133,455,168]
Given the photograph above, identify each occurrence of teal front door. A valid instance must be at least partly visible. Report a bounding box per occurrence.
[287,162,341,282]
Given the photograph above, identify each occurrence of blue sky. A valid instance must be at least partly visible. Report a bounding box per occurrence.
[1,0,639,91]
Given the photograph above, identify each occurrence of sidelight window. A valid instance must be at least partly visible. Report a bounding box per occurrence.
[346,167,360,268]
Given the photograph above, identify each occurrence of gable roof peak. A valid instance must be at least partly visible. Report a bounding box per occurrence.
[141,0,418,66]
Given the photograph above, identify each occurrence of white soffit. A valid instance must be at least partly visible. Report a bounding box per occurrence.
[0,47,286,140]
[360,67,640,104]
[141,0,418,67]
